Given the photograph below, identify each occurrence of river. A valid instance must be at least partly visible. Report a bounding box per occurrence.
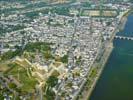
[90,14,133,100]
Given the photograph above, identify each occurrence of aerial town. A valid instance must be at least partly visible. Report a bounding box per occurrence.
[0,0,132,100]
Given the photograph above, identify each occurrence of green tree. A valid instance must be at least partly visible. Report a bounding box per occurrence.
[44,76,58,100]
[61,55,68,63]
[46,76,58,88]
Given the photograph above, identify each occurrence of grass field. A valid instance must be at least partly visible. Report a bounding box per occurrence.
[82,10,118,17]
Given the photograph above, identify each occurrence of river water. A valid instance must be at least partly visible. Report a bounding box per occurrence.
[90,14,133,100]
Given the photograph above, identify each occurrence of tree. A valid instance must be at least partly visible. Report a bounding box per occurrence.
[44,76,58,99]
[46,76,58,88]
[43,51,53,60]
[61,55,68,63]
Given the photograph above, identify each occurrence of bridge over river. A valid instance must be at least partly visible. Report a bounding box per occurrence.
[115,35,133,41]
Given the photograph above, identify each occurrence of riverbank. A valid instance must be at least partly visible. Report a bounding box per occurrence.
[88,43,113,100]
[90,13,133,100]
[87,9,132,100]
[110,9,131,42]
[76,42,113,100]
[76,9,132,100]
